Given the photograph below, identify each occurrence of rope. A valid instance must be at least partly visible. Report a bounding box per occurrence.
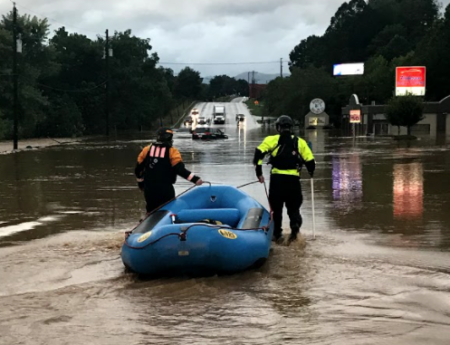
[124,183,198,237]
[123,180,274,249]
[123,221,272,250]
[236,180,259,189]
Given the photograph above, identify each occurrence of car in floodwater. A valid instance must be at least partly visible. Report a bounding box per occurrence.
[192,127,228,140]
[236,114,245,125]
[184,116,193,126]
[197,116,207,125]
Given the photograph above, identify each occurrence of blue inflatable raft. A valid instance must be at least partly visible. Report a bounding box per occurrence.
[121,185,274,276]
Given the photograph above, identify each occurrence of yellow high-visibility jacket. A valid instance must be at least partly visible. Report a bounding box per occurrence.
[255,135,314,177]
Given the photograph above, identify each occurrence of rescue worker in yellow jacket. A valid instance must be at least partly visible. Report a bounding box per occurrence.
[253,115,315,244]
[135,127,203,213]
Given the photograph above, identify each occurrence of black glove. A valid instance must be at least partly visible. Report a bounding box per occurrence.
[137,181,145,191]
[305,159,315,178]
[191,175,200,184]
[255,165,262,178]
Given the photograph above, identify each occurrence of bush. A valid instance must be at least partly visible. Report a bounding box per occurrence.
[386,93,424,135]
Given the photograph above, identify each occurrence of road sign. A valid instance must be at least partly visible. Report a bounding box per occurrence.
[350,109,361,124]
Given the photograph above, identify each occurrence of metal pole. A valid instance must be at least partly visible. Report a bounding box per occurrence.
[280,58,283,78]
[310,178,316,239]
[12,3,19,150]
[105,29,110,137]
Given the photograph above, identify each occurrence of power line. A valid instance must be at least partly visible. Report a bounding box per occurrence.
[158,60,290,66]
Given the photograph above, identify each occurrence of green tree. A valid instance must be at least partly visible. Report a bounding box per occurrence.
[386,93,424,135]
[0,11,57,138]
[44,27,104,134]
[175,67,203,101]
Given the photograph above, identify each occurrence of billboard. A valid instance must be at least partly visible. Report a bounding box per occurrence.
[350,109,361,124]
[396,67,426,96]
[333,63,364,76]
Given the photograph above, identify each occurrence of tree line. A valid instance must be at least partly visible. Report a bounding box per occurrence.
[261,0,450,127]
[0,10,249,140]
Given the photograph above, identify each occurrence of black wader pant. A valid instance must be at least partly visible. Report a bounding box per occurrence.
[269,174,303,237]
[144,183,175,213]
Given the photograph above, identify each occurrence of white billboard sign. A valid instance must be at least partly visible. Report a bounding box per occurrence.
[333,63,364,76]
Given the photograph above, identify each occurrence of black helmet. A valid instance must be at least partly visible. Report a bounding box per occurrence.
[275,115,294,132]
[156,127,174,143]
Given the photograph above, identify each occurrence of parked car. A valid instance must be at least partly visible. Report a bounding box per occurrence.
[192,128,228,140]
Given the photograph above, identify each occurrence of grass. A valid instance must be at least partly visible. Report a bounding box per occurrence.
[214,95,236,102]
[244,98,264,117]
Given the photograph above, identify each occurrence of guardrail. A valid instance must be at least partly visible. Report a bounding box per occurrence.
[172,101,197,128]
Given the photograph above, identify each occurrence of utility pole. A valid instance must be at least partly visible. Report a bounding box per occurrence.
[12,3,19,150]
[105,29,110,137]
[280,58,283,78]
[247,72,250,98]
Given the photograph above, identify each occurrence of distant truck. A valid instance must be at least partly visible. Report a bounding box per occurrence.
[213,105,225,124]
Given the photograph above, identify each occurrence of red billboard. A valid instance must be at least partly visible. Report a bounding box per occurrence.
[395,67,426,96]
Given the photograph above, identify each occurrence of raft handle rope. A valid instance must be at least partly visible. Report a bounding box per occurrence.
[124,180,273,248]
[236,181,259,189]
[123,220,273,250]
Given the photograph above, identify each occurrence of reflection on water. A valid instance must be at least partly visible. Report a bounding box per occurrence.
[393,163,424,220]
[332,154,363,210]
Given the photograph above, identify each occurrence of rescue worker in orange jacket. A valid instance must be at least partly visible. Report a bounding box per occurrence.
[253,115,315,244]
[135,127,203,213]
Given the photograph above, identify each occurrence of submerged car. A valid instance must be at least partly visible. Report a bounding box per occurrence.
[192,128,228,140]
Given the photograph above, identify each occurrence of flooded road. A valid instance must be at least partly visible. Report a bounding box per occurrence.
[1,108,450,344]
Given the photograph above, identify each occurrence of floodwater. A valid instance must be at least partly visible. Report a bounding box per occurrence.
[1,105,450,344]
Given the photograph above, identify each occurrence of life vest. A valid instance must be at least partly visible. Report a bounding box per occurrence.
[144,142,177,185]
[268,135,303,170]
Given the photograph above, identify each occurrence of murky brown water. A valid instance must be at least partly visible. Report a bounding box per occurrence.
[1,108,450,344]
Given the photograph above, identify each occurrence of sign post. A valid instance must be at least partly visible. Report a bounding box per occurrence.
[350,109,361,139]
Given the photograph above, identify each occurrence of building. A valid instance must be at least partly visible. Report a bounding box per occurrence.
[342,94,450,136]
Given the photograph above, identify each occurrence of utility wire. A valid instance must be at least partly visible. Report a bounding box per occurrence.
[158,60,290,65]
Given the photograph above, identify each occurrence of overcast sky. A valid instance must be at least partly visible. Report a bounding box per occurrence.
[2,0,450,78]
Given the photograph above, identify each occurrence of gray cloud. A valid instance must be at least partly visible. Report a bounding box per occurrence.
[1,0,450,78]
